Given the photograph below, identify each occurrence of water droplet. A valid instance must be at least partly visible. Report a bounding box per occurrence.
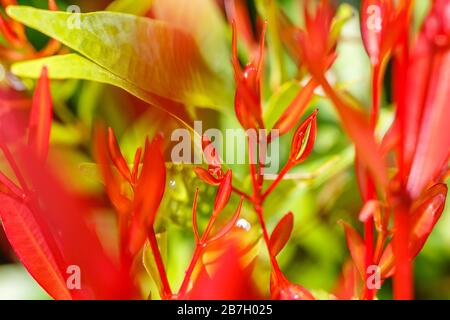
[169,180,176,188]
[236,218,251,231]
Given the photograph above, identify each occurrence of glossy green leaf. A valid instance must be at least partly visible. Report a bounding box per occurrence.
[7,6,231,109]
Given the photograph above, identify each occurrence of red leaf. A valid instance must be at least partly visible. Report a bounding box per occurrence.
[273,78,318,136]
[224,0,257,52]
[269,212,294,257]
[361,0,411,66]
[28,66,53,161]
[297,0,336,79]
[409,183,448,256]
[94,127,131,214]
[108,127,131,182]
[0,193,71,300]
[289,109,318,165]
[232,21,266,129]
[208,197,243,244]
[380,184,447,279]
[14,147,136,299]
[129,134,166,254]
[340,221,365,279]
[193,167,221,186]
[406,22,450,197]
[213,170,232,214]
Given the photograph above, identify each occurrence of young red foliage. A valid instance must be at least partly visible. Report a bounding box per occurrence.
[28,66,52,162]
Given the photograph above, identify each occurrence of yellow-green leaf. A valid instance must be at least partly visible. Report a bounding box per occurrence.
[7,6,232,109]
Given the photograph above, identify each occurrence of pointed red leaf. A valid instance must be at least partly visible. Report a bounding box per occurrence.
[129,134,166,254]
[15,147,135,299]
[269,212,294,257]
[107,127,131,182]
[340,221,365,279]
[193,167,221,186]
[213,170,232,214]
[289,109,318,165]
[232,21,266,129]
[208,197,243,244]
[94,127,131,214]
[0,193,71,300]
[406,34,450,197]
[28,66,53,161]
[409,183,448,256]
[273,78,318,136]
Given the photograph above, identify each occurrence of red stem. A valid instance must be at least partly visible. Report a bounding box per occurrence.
[148,229,172,299]
[393,200,413,299]
[178,209,218,296]
[249,134,284,279]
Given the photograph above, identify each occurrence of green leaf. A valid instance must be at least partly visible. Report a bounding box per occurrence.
[106,0,154,15]
[7,6,231,109]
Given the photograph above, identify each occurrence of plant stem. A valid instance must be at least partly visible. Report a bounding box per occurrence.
[178,211,218,296]
[393,200,413,300]
[148,229,172,299]
[249,133,283,279]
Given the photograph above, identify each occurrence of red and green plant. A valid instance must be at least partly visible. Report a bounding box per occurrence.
[0,0,448,300]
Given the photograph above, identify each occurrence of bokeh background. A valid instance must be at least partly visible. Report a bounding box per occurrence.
[0,0,448,299]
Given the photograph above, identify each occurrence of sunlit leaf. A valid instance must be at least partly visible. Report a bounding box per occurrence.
[106,0,154,15]
[7,6,231,109]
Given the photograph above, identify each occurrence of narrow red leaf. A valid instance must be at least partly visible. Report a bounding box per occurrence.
[0,194,71,300]
[232,21,266,129]
[94,127,131,214]
[194,167,221,186]
[340,220,365,279]
[409,183,448,256]
[107,127,131,182]
[208,197,243,244]
[28,66,53,161]
[273,79,318,136]
[213,170,232,214]
[289,109,318,165]
[15,147,136,299]
[225,0,257,53]
[406,46,450,197]
[269,212,294,257]
[129,134,166,254]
